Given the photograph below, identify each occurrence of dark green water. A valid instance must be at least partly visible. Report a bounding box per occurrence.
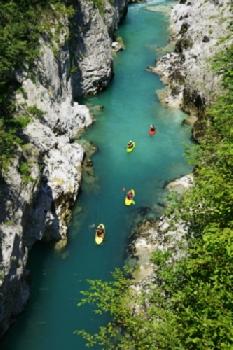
[2,1,191,349]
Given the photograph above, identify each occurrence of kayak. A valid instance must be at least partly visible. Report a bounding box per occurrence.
[149,129,156,136]
[126,142,136,153]
[124,189,136,206]
[95,224,105,245]
[125,198,135,206]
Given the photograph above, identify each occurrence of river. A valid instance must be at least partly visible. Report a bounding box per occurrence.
[2,1,192,349]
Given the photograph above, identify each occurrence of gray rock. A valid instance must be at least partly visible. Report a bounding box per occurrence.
[154,0,232,116]
[70,0,128,98]
[166,174,193,194]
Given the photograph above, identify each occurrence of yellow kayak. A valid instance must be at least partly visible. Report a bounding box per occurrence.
[126,142,136,153]
[95,224,105,245]
[125,198,135,206]
[124,189,136,206]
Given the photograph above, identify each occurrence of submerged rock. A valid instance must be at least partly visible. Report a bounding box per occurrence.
[181,114,198,127]
[136,206,152,216]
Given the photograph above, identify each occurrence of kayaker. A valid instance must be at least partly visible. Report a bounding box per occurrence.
[150,124,156,132]
[124,189,136,206]
[127,190,134,199]
[96,230,103,237]
[149,124,156,136]
[96,224,104,237]
[127,140,134,149]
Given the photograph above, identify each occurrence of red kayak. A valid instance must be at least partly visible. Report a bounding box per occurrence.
[149,129,156,136]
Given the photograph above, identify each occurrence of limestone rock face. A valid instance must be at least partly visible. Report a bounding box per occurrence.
[70,0,112,97]
[0,152,41,335]
[0,0,128,336]
[71,0,128,98]
[15,29,92,247]
[104,0,128,36]
[155,0,232,115]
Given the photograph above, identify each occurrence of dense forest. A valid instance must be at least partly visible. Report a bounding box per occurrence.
[77,28,233,350]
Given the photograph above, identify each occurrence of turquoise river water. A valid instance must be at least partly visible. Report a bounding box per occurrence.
[2,1,192,349]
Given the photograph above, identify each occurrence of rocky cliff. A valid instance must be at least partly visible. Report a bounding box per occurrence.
[154,0,232,137]
[0,0,128,336]
[70,0,128,97]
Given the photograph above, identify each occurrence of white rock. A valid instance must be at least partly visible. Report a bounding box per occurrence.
[155,0,232,108]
